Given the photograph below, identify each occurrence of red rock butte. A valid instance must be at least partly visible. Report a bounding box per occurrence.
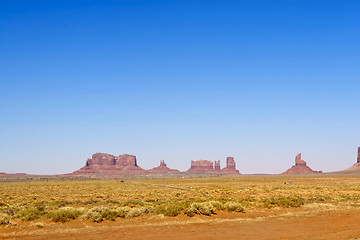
[341,147,360,173]
[282,153,322,174]
[187,157,240,174]
[72,153,240,175]
[72,153,144,174]
[148,160,180,173]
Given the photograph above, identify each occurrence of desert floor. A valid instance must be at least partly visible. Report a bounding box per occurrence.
[1,174,360,239]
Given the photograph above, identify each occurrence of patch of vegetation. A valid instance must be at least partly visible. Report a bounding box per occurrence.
[224,202,245,213]
[208,201,225,211]
[262,197,305,209]
[15,207,45,221]
[155,204,184,217]
[185,202,217,217]
[139,206,154,214]
[3,175,360,224]
[126,208,143,218]
[47,207,83,223]
[116,206,131,218]
[0,213,10,225]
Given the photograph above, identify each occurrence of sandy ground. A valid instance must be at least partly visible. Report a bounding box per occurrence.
[1,207,360,240]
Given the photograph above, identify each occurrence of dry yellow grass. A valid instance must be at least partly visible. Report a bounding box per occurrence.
[1,174,360,225]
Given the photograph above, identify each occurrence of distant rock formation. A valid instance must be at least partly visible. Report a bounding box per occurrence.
[221,157,240,174]
[214,160,221,171]
[148,160,180,173]
[282,153,322,174]
[187,160,214,173]
[187,157,240,174]
[0,172,27,175]
[72,153,241,175]
[73,153,144,174]
[340,147,360,173]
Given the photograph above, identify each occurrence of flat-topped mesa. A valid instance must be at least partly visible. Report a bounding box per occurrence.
[187,160,214,173]
[148,160,180,173]
[221,157,240,174]
[282,153,322,174]
[187,157,240,174]
[73,153,144,174]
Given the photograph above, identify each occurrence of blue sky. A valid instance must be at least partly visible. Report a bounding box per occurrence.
[1,0,359,174]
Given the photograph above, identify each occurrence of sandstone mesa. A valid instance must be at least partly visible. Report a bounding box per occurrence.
[186,157,239,174]
[72,153,240,175]
[3,147,360,175]
[72,153,144,174]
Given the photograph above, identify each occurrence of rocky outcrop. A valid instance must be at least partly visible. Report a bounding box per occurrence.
[187,160,214,173]
[340,147,360,173]
[282,153,322,174]
[187,157,240,174]
[73,153,144,174]
[221,157,240,174]
[148,160,179,173]
[214,160,220,171]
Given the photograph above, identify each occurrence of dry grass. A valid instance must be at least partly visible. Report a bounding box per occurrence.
[2,174,360,224]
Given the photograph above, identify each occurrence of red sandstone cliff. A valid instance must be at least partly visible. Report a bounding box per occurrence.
[282,153,322,174]
[73,153,241,175]
[221,157,240,174]
[187,160,214,173]
[72,153,144,174]
[187,157,240,174]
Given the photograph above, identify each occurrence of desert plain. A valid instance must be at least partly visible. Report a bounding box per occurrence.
[1,174,360,240]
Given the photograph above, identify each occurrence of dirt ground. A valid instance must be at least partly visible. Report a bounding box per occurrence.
[2,207,360,240]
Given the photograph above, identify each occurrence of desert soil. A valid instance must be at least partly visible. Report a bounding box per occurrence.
[1,207,360,240]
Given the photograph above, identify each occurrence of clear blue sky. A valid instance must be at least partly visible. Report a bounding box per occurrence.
[1,0,359,174]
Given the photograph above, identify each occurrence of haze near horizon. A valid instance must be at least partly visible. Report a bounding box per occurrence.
[0,0,359,174]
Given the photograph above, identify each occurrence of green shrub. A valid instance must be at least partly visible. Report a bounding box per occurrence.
[81,210,102,223]
[47,207,82,223]
[117,206,131,218]
[2,207,17,216]
[93,206,118,221]
[126,208,143,218]
[208,201,224,211]
[0,213,10,225]
[155,204,183,217]
[185,202,217,217]
[81,206,119,222]
[262,197,305,209]
[15,207,45,221]
[184,208,195,217]
[140,206,154,214]
[224,202,245,213]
